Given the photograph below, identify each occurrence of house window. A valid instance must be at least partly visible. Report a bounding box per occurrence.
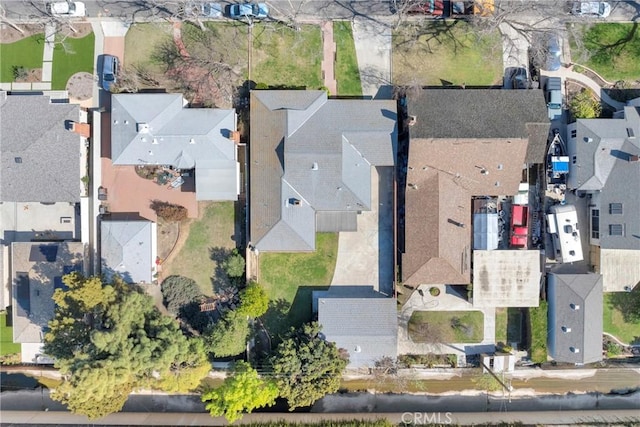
[591,209,599,239]
[609,203,623,215]
[609,224,624,236]
[571,129,577,138]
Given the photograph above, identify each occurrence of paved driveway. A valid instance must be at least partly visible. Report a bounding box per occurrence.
[331,167,394,296]
[352,18,392,99]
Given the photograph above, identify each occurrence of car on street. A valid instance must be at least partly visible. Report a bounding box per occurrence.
[227,3,269,20]
[100,54,119,92]
[201,2,223,18]
[571,1,611,18]
[48,1,86,17]
[542,33,562,71]
[405,0,445,15]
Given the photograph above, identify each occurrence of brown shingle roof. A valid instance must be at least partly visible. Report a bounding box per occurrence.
[402,137,528,286]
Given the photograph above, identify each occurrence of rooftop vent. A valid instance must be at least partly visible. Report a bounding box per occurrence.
[480,169,489,176]
[152,138,159,145]
[626,128,635,138]
[311,162,318,170]
[354,346,362,353]
[407,115,417,126]
[189,138,195,144]
[570,347,580,353]
[497,164,504,170]
[288,198,301,206]
[137,123,150,133]
[570,303,580,310]
[584,137,593,143]
[408,183,418,190]
[14,157,22,164]
[561,326,571,333]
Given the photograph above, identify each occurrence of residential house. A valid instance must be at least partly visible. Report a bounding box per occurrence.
[0,92,84,310]
[249,90,397,252]
[401,89,549,290]
[314,286,397,368]
[110,93,240,201]
[547,273,603,364]
[566,106,640,291]
[11,242,83,363]
[100,220,157,284]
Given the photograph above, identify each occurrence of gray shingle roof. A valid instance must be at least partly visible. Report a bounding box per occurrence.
[547,273,603,364]
[0,93,81,203]
[101,220,155,283]
[407,89,550,164]
[110,94,238,201]
[567,107,640,251]
[250,91,397,252]
[317,291,397,368]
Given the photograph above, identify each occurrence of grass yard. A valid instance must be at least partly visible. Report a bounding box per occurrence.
[392,21,503,86]
[124,22,174,87]
[333,21,362,96]
[252,23,322,89]
[259,233,338,337]
[603,292,640,345]
[0,313,20,356]
[408,311,484,344]
[51,33,95,90]
[570,23,640,82]
[162,202,237,296]
[0,34,45,82]
[494,307,523,347]
[527,301,548,364]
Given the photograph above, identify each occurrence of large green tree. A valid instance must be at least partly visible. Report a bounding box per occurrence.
[160,275,202,316]
[44,273,209,419]
[205,311,249,357]
[237,282,269,318]
[201,361,278,423]
[269,322,348,410]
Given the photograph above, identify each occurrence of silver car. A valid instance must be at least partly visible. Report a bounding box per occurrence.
[571,2,611,18]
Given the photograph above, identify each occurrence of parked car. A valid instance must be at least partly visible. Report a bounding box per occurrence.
[48,1,86,17]
[571,1,611,18]
[542,33,562,71]
[201,2,223,18]
[545,77,563,121]
[511,67,529,89]
[227,3,269,20]
[100,54,119,91]
[405,0,445,15]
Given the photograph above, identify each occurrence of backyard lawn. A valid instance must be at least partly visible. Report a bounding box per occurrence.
[570,23,640,82]
[161,202,237,296]
[252,24,322,88]
[1,313,20,356]
[52,33,95,90]
[527,302,548,364]
[603,292,640,345]
[333,21,362,96]
[392,21,503,86]
[0,34,45,82]
[259,233,338,337]
[408,311,484,343]
[494,307,524,347]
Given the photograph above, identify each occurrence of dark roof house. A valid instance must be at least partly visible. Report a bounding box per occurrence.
[547,273,603,365]
[0,93,81,203]
[401,89,549,288]
[566,106,640,291]
[111,93,239,201]
[249,90,397,252]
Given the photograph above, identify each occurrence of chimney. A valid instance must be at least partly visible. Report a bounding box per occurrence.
[629,154,639,162]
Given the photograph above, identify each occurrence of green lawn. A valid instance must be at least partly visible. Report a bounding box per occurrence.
[408,311,484,343]
[0,34,45,82]
[495,307,523,346]
[124,22,173,81]
[52,33,95,90]
[162,202,237,296]
[527,301,548,364]
[259,233,338,337]
[392,21,503,86]
[0,313,21,356]
[333,21,362,96]
[603,292,640,345]
[570,23,640,82]
[252,23,322,88]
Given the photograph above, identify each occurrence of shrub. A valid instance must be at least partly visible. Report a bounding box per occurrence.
[605,342,622,357]
[398,353,457,368]
[12,65,28,80]
[161,275,202,315]
[237,282,269,318]
[429,287,440,296]
[151,200,188,222]
[569,89,601,119]
[222,249,245,278]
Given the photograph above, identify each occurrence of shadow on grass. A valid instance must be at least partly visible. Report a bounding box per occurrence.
[261,286,329,344]
[607,285,640,324]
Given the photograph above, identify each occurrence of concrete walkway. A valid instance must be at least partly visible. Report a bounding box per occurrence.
[499,23,529,71]
[541,66,625,110]
[351,18,392,99]
[320,21,337,95]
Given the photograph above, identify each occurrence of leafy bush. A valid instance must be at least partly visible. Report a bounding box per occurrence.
[398,353,457,368]
[12,65,28,80]
[222,249,245,278]
[605,342,622,357]
[238,282,269,318]
[161,275,202,315]
[204,311,249,358]
[569,89,601,119]
[151,200,188,222]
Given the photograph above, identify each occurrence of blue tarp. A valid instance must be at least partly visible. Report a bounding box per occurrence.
[552,156,569,174]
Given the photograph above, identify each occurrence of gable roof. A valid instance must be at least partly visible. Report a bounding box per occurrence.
[101,220,155,283]
[0,93,81,203]
[249,90,397,252]
[110,94,238,201]
[548,273,603,364]
[407,89,550,164]
[568,107,640,251]
[402,138,528,286]
[317,289,397,368]
[11,242,83,343]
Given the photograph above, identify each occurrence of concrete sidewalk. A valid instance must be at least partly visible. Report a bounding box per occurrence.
[351,18,392,99]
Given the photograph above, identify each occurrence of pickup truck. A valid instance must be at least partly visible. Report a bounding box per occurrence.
[545,77,562,121]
